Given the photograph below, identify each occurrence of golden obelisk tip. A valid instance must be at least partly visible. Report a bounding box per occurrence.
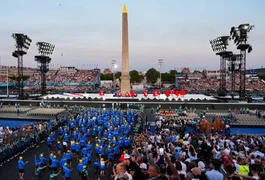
[123,4,127,13]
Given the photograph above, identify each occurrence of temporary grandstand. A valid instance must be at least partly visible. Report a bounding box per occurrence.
[1,65,265,94]
[0,66,101,91]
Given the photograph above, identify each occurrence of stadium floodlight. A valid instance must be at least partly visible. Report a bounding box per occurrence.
[12,33,32,100]
[209,36,232,93]
[230,23,254,99]
[248,45,253,53]
[158,59,163,88]
[209,36,230,53]
[112,60,117,88]
[36,42,55,56]
[230,23,254,51]
[35,42,55,96]
[12,33,32,51]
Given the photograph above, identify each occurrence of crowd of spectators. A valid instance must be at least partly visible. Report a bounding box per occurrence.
[0,66,100,91]
[25,85,95,92]
[177,73,265,91]
[1,66,265,92]
[2,103,265,179]
[126,112,265,180]
[0,121,50,167]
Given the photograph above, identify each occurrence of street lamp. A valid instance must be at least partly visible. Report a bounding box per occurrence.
[158,59,163,88]
[112,60,117,88]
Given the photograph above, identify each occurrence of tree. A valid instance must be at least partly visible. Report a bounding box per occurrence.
[161,69,176,83]
[146,68,159,84]
[169,69,177,75]
[130,70,142,83]
[161,73,170,82]
[193,70,201,73]
[258,74,265,80]
[115,71,121,79]
[100,73,112,80]
[101,71,121,81]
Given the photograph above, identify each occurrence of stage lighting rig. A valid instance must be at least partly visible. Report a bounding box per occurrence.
[35,42,55,96]
[230,23,254,98]
[12,33,32,99]
[209,36,232,93]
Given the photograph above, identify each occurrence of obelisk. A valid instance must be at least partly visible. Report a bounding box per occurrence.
[120,4,130,96]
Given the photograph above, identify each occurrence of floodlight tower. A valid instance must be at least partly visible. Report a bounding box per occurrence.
[230,24,254,99]
[158,59,163,88]
[35,42,55,96]
[209,36,232,93]
[12,33,32,99]
[112,60,117,88]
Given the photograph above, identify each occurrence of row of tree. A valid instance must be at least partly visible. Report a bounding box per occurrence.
[258,74,265,80]
[101,68,177,84]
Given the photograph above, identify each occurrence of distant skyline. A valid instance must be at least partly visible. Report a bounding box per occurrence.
[0,0,264,72]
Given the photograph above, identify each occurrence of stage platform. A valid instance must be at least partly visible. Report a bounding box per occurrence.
[0,107,32,113]
[43,93,217,101]
[0,106,66,121]
[27,108,65,116]
[0,112,52,121]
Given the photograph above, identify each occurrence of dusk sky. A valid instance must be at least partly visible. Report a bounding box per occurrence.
[0,0,264,72]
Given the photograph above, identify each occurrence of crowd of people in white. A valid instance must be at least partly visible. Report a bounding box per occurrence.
[124,114,265,180]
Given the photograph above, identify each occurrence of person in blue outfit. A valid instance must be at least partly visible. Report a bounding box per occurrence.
[60,155,67,169]
[39,153,48,166]
[47,137,53,153]
[57,141,62,156]
[51,155,59,172]
[70,141,76,157]
[93,158,100,174]
[18,156,28,180]
[87,151,92,167]
[65,150,73,167]
[77,159,84,178]
[63,163,71,180]
[75,142,80,158]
